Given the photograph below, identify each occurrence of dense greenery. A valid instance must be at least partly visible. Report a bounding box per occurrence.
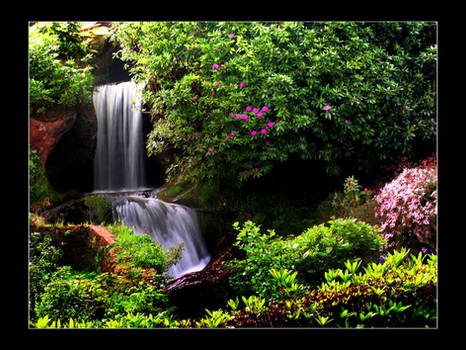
[227,219,385,298]
[28,21,437,329]
[112,21,436,188]
[29,22,95,114]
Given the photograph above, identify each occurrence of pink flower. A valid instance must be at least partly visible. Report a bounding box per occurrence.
[253,108,259,114]
[261,129,267,134]
[364,188,368,193]
[242,114,249,120]
[267,122,274,128]
[220,65,225,69]
[209,147,214,152]
[228,33,234,38]
[430,126,435,130]
[193,132,198,136]
[230,113,234,117]
[215,82,221,87]
[240,82,245,88]
[187,47,190,50]
[215,48,219,51]
[254,168,259,172]
[231,131,236,135]
[206,134,210,139]
[387,87,391,90]
[226,135,230,139]
[323,105,332,111]
[230,83,235,87]
[405,105,409,109]
[262,106,269,112]
[236,114,242,119]
[345,120,348,124]
[212,64,219,69]
[251,130,257,136]
[299,70,303,75]
[402,110,405,113]
[246,106,252,111]
[257,112,263,117]
[265,141,270,145]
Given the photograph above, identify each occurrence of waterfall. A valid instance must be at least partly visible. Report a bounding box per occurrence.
[93,81,210,278]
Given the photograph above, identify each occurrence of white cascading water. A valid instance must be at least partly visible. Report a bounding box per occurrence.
[92,81,210,278]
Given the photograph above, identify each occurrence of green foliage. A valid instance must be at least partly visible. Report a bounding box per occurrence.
[112,21,436,187]
[29,22,95,113]
[83,195,113,224]
[227,218,385,298]
[221,249,436,328]
[108,220,182,276]
[29,149,60,211]
[34,266,107,322]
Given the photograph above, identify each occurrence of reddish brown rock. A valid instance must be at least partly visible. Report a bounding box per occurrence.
[29,107,77,165]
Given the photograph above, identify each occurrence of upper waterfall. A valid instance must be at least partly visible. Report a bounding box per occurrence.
[93,81,147,192]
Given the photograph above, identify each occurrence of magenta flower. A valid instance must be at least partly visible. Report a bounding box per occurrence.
[220,65,225,69]
[230,83,235,88]
[193,132,198,136]
[254,168,259,172]
[257,112,263,117]
[262,106,269,112]
[267,122,274,128]
[226,135,230,139]
[252,107,259,114]
[251,130,257,136]
[246,106,252,111]
[230,113,234,117]
[323,105,332,111]
[215,82,221,87]
[405,105,409,109]
[261,129,267,134]
[208,147,214,152]
[206,134,210,139]
[228,33,234,38]
[265,141,270,146]
[212,64,219,69]
[215,48,219,51]
[236,114,242,119]
[231,131,236,135]
[240,82,245,88]
[344,120,348,124]
[242,114,249,120]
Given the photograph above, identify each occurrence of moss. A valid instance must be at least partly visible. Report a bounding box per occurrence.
[83,195,113,224]
[30,149,61,213]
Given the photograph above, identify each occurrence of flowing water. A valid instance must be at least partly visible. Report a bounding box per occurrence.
[92,81,210,278]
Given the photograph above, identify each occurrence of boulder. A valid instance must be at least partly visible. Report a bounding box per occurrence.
[30,107,77,166]
[163,232,242,318]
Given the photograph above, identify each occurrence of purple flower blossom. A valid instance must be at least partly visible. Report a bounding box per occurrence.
[230,113,234,117]
[242,114,249,120]
[257,112,263,117]
[252,107,259,114]
[251,130,257,136]
[240,82,245,88]
[228,33,234,38]
[246,106,252,111]
[231,131,236,135]
[212,64,219,69]
[267,122,274,128]
[323,105,332,111]
[344,120,348,124]
[262,106,269,112]
[215,82,221,87]
[261,129,267,134]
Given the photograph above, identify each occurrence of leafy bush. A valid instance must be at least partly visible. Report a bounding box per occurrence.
[29,22,94,114]
[34,266,107,322]
[227,219,385,298]
[224,249,437,328]
[374,164,437,251]
[112,21,436,188]
[108,220,182,276]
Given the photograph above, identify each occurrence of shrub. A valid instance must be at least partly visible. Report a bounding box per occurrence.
[108,221,182,276]
[112,21,436,188]
[29,22,95,114]
[224,249,437,328]
[374,164,437,251]
[227,219,385,298]
[34,266,107,322]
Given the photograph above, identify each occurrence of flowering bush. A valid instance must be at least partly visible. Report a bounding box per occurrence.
[374,164,437,251]
[111,21,436,187]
